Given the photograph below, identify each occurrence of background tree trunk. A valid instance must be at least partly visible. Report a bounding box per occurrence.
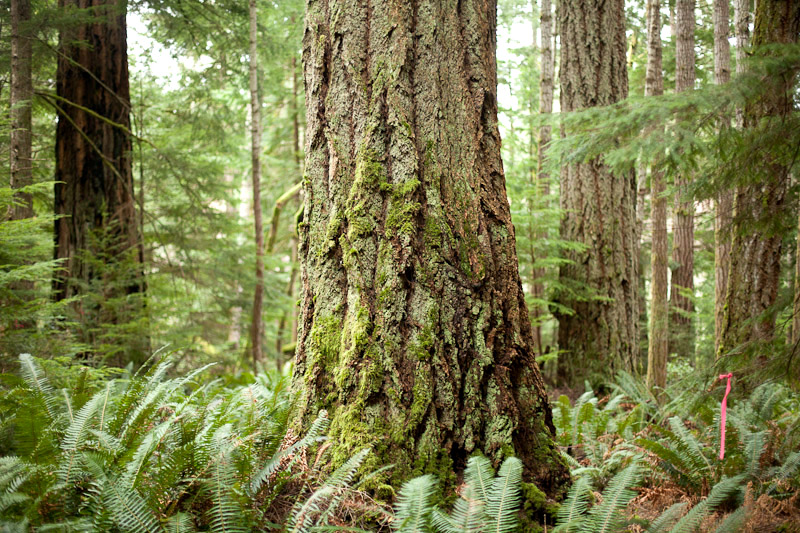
[54,0,145,364]
[713,0,732,355]
[531,0,555,356]
[248,0,265,365]
[669,0,695,361]
[733,0,749,128]
[720,0,800,355]
[555,0,638,385]
[10,0,33,222]
[295,0,568,494]
[646,0,668,392]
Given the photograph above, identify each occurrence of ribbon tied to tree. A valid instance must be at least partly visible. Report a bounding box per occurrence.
[718,372,733,460]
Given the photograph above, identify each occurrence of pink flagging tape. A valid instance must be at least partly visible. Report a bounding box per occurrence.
[718,373,733,460]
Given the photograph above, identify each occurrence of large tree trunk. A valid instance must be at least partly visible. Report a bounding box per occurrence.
[645,0,668,392]
[669,0,696,361]
[10,0,33,222]
[713,0,732,355]
[248,0,265,365]
[720,0,800,355]
[294,0,568,495]
[54,0,145,364]
[555,0,638,385]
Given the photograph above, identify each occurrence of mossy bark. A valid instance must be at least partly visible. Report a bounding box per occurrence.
[294,0,569,497]
[555,0,639,386]
[719,0,800,356]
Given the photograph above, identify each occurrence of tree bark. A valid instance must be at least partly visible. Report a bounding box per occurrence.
[10,0,34,222]
[248,0,265,365]
[54,0,145,364]
[645,0,668,392]
[531,0,555,356]
[713,0,732,355]
[794,207,800,347]
[555,0,638,385]
[720,0,800,355]
[734,0,750,128]
[9,0,35,325]
[295,0,568,495]
[669,0,695,361]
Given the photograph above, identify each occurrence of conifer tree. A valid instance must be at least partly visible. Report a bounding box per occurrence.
[294,0,568,492]
[556,0,638,384]
[53,0,145,364]
[669,0,696,360]
[720,0,800,355]
[646,0,668,391]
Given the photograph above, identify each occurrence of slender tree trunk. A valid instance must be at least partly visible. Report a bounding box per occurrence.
[9,0,35,328]
[645,0,668,392]
[531,0,555,356]
[10,0,33,222]
[669,0,696,361]
[54,0,145,365]
[555,0,638,385]
[713,0,732,355]
[295,0,569,494]
[794,206,800,347]
[248,0,265,365]
[734,0,750,127]
[720,0,800,356]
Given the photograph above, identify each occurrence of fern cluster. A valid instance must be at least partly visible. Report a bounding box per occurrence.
[391,455,523,533]
[550,374,800,532]
[0,353,337,531]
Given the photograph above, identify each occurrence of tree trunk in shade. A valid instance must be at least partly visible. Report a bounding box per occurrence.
[720,0,800,356]
[669,0,695,361]
[248,0,265,365]
[54,0,145,365]
[9,0,35,326]
[11,0,33,222]
[645,0,668,392]
[713,0,732,355]
[555,0,638,386]
[294,0,569,496]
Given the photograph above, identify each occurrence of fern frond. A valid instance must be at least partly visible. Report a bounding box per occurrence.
[249,411,329,495]
[744,430,766,479]
[431,455,492,533]
[465,455,495,503]
[393,474,437,532]
[774,450,800,481]
[19,354,61,423]
[83,453,164,533]
[58,391,105,484]
[484,457,522,533]
[204,426,248,533]
[555,476,591,532]
[290,447,372,531]
[588,462,641,533]
[165,512,198,532]
[713,507,747,533]
[646,502,688,532]
[668,475,745,533]
[668,417,711,473]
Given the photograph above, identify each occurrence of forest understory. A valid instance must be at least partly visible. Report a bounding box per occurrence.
[1,0,799,531]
